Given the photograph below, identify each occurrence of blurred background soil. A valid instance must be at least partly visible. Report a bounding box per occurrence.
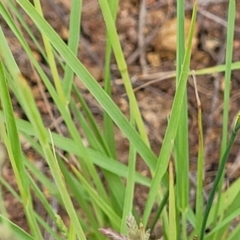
[1,0,240,237]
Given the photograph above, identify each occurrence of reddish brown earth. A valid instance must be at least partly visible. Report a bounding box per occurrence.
[1,0,240,238]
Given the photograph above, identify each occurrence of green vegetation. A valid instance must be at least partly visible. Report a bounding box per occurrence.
[0,0,239,239]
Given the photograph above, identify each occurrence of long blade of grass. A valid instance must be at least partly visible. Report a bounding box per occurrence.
[175,1,189,238]
[72,85,111,155]
[212,0,236,233]
[32,0,66,105]
[194,61,240,75]
[169,161,177,240]
[103,0,119,159]
[121,120,137,234]
[142,1,198,225]
[62,0,82,100]
[98,0,149,147]
[192,73,204,237]
[220,0,236,155]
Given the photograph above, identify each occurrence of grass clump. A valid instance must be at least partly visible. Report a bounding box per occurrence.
[0,0,240,239]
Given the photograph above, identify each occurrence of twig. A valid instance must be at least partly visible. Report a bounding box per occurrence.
[198,8,240,33]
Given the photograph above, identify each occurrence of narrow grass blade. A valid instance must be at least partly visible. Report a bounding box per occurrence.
[169,161,177,240]
[213,0,236,232]
[32,0,66,105]
[98,0,149,147]
[149,189,169,232]
[192,73,204,237]
[62,0,82,100]
[103,0,119,159]
[142,2,198,225]
[175,1,189,238]
[220,0,236,156]
[195,61,240,75]
[121,120,137,234]
[72,85,111,156]
[175,0,189,213]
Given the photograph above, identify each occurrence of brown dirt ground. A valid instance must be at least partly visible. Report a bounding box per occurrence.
[1,0,240,238]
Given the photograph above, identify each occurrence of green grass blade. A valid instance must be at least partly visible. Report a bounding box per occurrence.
[72,85,112,155]
[220,0,236,157]
[142,2,198,226]
[195,61,240,75]
[175,2,189,238]
[169,161,177,240]
[149,189,169,232]
[212,0,236,233]
[32,0,66,106]
[121,120,136,234]
[62,0,82,100]
[103,0,119,159]
[98,0,149,147]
